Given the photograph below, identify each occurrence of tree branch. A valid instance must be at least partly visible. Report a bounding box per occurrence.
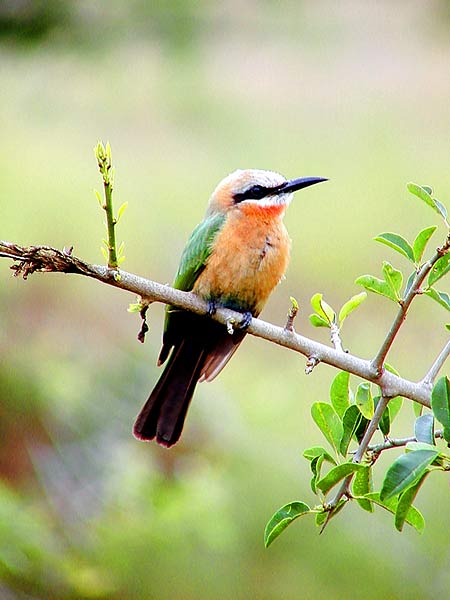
[371,232,450,376]
[421,339,450,387]
[326,395,391,518]
[0,240,433,408]
[353,396,391,463]
[368,429,444,454]
[330,322,345,352]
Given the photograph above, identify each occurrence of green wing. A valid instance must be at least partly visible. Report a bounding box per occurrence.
[172,212,225,292]
[161,212,225,344]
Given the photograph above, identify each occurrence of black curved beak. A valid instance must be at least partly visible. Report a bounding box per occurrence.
[281,176,328,194]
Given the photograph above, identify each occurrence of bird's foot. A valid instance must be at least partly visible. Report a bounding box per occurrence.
[207,300,217,316]
[238,311,252,330]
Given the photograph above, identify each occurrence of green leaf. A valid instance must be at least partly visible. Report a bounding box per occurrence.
[382,261,403,301]
[354,410,369,442]
[309,314,330,328]
[356,383,374,419]
[413,226,437,263]
[310,455,324,494]
[384,362,400,376]
[380,449,439,501]
[311,403,343,456]
[374,233,414,262]
[374,396,390,436]
[424,288,450,311]
[405,441,438,453]
[116,201,129,223]
[428,254,450,287]
[340,405,366,457]
[315,511,328,527]
[407,182,435,208]
[320,299,336,324]
[395,472,429,532]
[434,198,449,224]
[264,502,311,547]
[303,446,337,465]
[316,462,366,495]
[310,292,323,315]
[431,376,450,442]
[355,274,397,302]
[353,466,373,512]
[388,395,403,423]
[94,188,103,207]
[338,292,367,326]
[310,293,335,325]
[414,414,435,445]
[330,371,350,419]
[363,492,425,533]
[407,182,449,224]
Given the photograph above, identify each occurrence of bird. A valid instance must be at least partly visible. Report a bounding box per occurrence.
[133,169,327,447]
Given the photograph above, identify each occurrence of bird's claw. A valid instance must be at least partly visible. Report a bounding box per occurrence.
[225,312,252,335]
[209,300,251,333]
[207,300,217,316]
[239,311,252,330]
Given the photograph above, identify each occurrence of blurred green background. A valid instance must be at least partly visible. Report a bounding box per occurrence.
[1,1,449,598]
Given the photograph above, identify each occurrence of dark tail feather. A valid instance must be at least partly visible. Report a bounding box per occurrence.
[133,340,206,447]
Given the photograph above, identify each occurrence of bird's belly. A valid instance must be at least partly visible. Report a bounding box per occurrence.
[193,212,290,314]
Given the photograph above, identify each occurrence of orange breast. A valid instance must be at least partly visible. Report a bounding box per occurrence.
[193,203,291,315]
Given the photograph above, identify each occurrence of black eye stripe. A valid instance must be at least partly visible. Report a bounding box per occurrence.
[233,183,282,203]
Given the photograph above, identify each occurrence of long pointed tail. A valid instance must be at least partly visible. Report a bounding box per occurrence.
[133,340,206,447]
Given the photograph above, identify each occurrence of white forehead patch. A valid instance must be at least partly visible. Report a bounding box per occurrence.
[224,169,287,195]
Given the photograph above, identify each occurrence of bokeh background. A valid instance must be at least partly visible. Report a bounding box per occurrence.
[1,1,449,598]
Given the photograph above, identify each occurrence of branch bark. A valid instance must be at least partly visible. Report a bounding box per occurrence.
[0,240,433,408]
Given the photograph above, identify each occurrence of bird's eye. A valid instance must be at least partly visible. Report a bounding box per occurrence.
[234,185,267,203]
[247,185,265,199]
[233,184,268,203]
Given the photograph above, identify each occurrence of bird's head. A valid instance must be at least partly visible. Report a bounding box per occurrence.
[206,169,327,217]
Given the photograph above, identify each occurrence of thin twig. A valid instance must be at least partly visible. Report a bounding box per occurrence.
[368,429,444,454]
[330,323,345,352]
[421,339,450,387]
[371,233,450,376]
[305,355,320,374]
[0,240,433,408]
[95,142,118,269]
[327,396,390,516]
[353,396,390,463]
[285,296,299,332]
